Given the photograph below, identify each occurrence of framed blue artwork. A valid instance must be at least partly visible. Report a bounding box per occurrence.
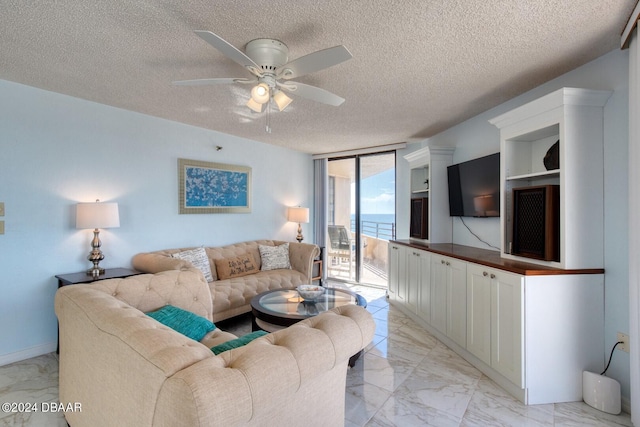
[178,158,251,214]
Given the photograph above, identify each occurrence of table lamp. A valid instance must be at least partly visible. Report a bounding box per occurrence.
[287,207,309,243]
[76,199,120,276]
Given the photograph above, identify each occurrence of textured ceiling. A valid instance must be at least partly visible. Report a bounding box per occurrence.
[1,0,636,154]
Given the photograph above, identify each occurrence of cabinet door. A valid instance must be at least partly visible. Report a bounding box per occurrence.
[446,257,467,347]
[388,244,400,301]
[407,250,421,313]
[491,271,524,387]
[430,256,448,333]
[466,264,492,365]
[396,245,408,303]
[417,251,431,322]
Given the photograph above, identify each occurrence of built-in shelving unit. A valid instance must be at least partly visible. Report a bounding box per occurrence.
[490,87,612,269]
[403,147,455,243]
[391,87,612,406]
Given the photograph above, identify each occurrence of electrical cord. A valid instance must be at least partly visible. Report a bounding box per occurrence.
[601,341,624,375]
[458,217,501,251]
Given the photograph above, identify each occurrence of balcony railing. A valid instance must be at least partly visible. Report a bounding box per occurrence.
[350,219,396,241]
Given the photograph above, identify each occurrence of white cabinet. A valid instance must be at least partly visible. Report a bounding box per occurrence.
[430,254,466,347]
[388,243,406,302]
[467,264,523,386]
[403,147,454,243]
[416,251,431,322]
[446,257,467,348]
[491,269,523,387]
[466,265,492,365]
[490,87,612,269]
[407,248,427,314]
[406,248,430,319]
[430,255,448,334]
[388,241,604,405]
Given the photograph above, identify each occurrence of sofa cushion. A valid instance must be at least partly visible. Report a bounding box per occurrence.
[259,243,291,271]
[172,247,214,282]
[146,305,216,341]
[214,253,258,280]
[210,330,268,355]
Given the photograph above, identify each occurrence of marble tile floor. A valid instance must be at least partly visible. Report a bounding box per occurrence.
[0,283,633,427]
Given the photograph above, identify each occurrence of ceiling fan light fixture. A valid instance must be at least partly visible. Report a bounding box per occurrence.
[251,83,270,104]
[273,90,293,112]
[247,97,263,113]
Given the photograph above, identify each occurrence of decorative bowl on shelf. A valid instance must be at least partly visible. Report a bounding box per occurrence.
[297,285,325,302]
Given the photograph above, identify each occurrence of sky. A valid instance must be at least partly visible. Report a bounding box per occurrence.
[351,167,395,215]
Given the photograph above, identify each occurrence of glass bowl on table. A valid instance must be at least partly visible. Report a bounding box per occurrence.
[296,285,325,302]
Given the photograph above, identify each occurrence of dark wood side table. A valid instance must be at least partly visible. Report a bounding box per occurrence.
[55,268,141,352]
[55,267,141,288]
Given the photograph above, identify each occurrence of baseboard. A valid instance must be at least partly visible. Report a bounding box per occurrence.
[0,342,57,367]
[622,396,631,415]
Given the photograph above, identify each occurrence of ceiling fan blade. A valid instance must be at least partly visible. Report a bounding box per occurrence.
[194,31,261,75]
[172,78,254,86]
[279,81,345,106]
[278,45,352,80]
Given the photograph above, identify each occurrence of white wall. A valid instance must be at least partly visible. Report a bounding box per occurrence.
[0,80,314,364]
[401,48,631,402]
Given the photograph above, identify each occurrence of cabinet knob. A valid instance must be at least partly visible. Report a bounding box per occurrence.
[441,260,445,264]
[446,261,451,266]
[490,274,496,279]
[483,271,488,277]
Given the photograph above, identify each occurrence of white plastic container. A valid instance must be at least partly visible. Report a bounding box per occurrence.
[582,371,621,415]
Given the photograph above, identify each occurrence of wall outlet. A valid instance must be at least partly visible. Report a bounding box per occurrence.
[0,202,4,216]
[0,220,4,235]
[617,332,630,353]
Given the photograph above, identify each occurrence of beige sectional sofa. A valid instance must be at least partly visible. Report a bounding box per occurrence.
[132,240,320,322]
[55,268,375,427]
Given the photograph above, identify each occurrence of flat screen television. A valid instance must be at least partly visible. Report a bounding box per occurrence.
[447,152,500,217]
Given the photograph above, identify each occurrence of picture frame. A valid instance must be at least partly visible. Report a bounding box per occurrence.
[178,158,251,214]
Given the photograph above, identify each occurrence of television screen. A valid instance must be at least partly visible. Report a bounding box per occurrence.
[447,153,500,217]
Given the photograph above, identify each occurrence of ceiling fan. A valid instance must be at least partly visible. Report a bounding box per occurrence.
[173,31,353,115]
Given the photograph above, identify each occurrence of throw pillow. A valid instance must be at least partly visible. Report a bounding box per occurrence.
[214,253,258,280]
[171,247,214,282]
[259,243,291,271]
[146,305,216,342]
[210,330,268,355]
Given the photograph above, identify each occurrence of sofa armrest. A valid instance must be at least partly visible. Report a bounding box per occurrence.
[132,252,190,273]
[287,242,320,281]
[154,304,375,426]
[55,284,216,427]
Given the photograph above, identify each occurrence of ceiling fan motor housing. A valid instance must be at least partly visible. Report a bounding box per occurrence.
[245,39,289,73]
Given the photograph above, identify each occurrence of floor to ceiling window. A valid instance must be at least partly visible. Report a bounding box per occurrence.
[327,151,395,287]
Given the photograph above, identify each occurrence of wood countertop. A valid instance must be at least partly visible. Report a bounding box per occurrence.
[390,240,604,276]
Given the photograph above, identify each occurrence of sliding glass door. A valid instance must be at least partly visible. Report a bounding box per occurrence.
[327,152,395,286]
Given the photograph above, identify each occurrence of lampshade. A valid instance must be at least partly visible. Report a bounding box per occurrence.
[251,83,270,104]
[246,97,264,113]
[273,90,293,112]
[287,207,309,223]
[76,201,120,229]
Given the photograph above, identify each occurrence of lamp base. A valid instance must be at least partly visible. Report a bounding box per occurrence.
[86,228,106,277]
[86,267,105,277]
[296,223,304,243]
[583,371,621,415]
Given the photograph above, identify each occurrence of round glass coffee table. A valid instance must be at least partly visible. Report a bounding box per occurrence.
[250,287,367,366]
[251,287,366,332]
